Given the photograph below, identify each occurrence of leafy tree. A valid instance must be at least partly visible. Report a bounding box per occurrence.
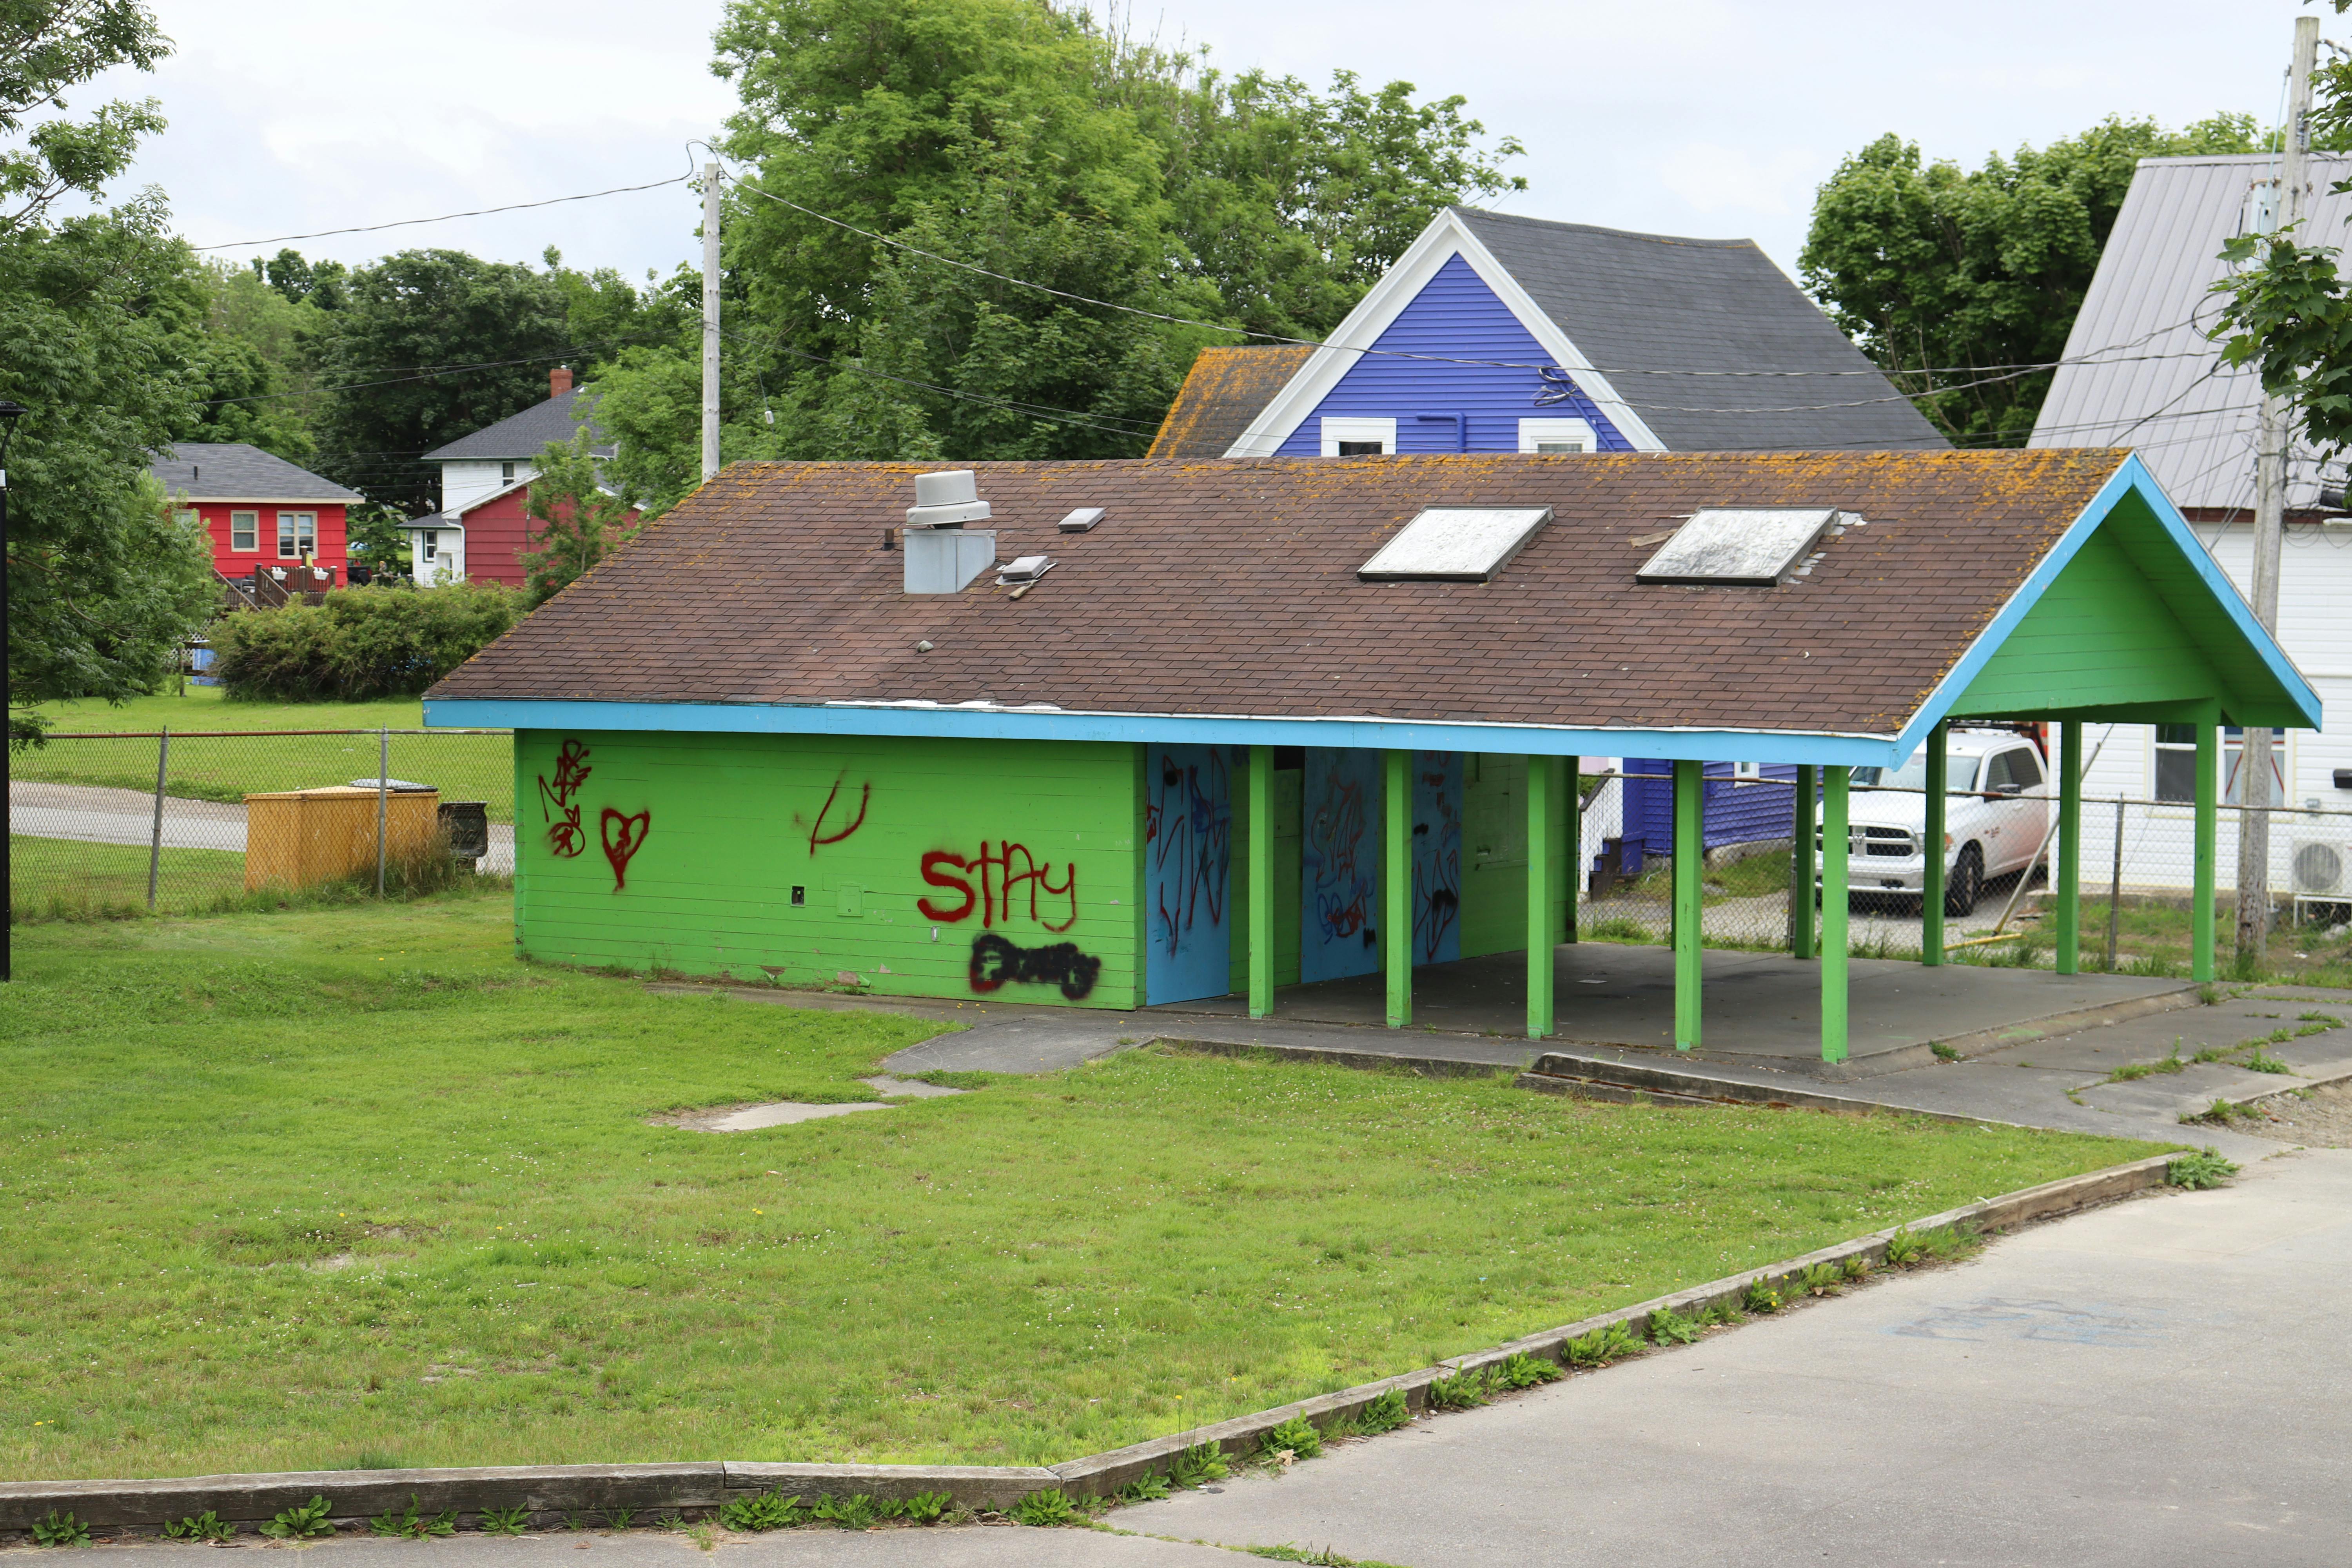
[3,2,217,742]
[518,429,639,607]
[257,247,348,309]
[344,503,412,582]
[304,248,574,514]
[1801,114,2263,445]
[2211,3,2352,456]
[584,0,1524,510]
[176,259,327,461]
[1,0,169,235]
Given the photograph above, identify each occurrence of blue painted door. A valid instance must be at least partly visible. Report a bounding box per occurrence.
[1412,751,1464,966]
[1145,744,1234,1003]
[1301,748,1383,982]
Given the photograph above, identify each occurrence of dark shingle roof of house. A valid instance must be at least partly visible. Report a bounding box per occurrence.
[1449,207,1950,453]
[420,388,609,461]
[433,450,2126,739]
[148,443,361,503]
[1149,346,1318,457]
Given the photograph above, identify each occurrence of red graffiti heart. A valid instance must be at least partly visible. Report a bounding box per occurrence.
[600,808,650,891]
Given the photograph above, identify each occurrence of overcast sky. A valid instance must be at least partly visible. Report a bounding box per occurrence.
[74,0,2330,287]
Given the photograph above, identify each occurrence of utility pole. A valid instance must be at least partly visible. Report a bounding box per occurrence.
[2237,12,2318,970]
[701,161,721,485]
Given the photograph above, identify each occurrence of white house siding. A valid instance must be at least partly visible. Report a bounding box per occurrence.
[441,460,530,513]
[2067,520,2352,900]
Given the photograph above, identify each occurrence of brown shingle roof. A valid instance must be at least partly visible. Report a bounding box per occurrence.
[1147,346,1316,457]
[432,450,2132,740]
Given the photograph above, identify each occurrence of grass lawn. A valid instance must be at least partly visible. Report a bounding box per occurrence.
[17,686,513,826]
[8,835,246,920]
[4,897,2165,1483]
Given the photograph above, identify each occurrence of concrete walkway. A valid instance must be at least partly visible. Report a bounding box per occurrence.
[1154,942,2194,1076]
[1123,1148,2352,1567]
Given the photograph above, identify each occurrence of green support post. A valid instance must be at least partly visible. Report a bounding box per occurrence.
[2194,719,2218,983]
[1248,744,1274,1018]
[1526,755,1555,1040]
[1791,764,1817,961]
[1384,748,1412,1029]
[2055,720,2083,975]
[1921,726,1946,966]
[1821,766,1851,1063]
[1673,758,1703,1050]
[1563,755,1581,944]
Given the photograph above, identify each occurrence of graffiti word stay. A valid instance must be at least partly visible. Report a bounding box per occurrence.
[918,841,1079,932]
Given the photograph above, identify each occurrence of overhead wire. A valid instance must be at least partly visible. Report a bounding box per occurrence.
[186,167,697,253]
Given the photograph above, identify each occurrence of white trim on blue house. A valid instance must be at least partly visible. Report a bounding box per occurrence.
[1889,456,2322,761]
[1222,209,1667,458]
[1518,417,1596,453]
[1319,416,1397,456]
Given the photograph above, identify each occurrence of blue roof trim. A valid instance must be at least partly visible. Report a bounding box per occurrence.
[1893,456,2321,760]
[424,698,1909,767]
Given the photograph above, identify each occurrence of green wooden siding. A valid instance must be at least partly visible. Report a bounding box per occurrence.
[1953,524,2225,716]
[513,730,1146,1008]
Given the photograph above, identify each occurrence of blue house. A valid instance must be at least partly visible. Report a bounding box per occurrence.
[1150,206,1947,877]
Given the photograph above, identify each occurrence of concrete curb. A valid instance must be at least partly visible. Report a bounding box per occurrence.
[0,1152,2181,1539]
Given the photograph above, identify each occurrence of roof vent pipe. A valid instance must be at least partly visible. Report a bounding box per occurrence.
[906,469,993,528]
[903,470,995,592]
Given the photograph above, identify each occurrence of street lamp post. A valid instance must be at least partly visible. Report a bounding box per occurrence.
[0,397,27,983]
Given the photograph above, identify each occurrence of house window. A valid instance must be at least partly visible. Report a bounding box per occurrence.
[1319,417,1396,457]
[230,510,258,552]
[277,511,316,559]
[1518,417,1596,454]
[2153,726,2285,804]
[500,461,516,481]
[421,530,438,562]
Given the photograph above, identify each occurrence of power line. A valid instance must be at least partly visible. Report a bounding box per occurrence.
[186,171,695,253]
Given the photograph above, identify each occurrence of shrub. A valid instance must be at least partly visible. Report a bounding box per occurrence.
[211,581,523,701]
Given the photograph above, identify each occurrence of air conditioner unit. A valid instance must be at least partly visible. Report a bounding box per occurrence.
[2290,837,2352,897]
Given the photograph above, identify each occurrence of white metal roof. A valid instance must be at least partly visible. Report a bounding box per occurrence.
[2031,152,2352,511]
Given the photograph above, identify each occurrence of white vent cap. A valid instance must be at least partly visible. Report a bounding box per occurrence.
[907,468,993,528]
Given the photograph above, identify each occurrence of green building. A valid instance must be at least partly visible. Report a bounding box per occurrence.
[426,450,2317,1061]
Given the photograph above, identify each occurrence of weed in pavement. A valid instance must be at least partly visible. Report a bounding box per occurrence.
[1425,1368,1491,1408]
[1169,1442,1230,1489]
[262,1497,336,1540]
[477,1507,530,1536]
[1495,1350,1563,1388]
[163,1513,232,1543]
[32,1511,91,1548]
[1116,1473,1172,1504]
[1356,1388,1410,1433]
[1564,1321,1642,1367]
[719,1490,804,1532]
[1645,1305,1702,1345]
[1010,1489,1078,1527]
[1742,1278,1783,1314]
[1263,1415,1323,1460]
[2168,1147,2240,1189]
[370,1495,453,1539]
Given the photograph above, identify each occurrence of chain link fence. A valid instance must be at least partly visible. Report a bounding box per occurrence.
[1573,769,2352,968]
[10,729,513,919]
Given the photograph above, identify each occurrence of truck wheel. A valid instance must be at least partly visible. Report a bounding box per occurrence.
[1944,845,1982,918]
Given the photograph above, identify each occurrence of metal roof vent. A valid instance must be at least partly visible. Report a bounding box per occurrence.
[1635,508,1842,586]
[1357,506,1552,582]
[906,468,993,528]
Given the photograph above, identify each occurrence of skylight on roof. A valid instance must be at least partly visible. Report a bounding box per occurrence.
[1357,506,1552,582]
[1635,508,1840,586]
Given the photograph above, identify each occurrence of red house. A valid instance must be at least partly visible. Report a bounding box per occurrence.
[410,367,637,587]
[150,443,360,588]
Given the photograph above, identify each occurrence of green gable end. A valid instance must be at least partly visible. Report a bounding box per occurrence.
[1948,488,2308,728]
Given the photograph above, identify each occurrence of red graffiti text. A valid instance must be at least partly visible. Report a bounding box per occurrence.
[917,841,1078,932]
[803,771,871,856]
[536,738,593,857]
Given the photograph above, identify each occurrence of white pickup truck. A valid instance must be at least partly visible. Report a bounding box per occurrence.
[1832,727,2053,915]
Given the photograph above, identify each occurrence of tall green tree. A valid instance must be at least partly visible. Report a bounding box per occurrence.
[4,0,216,742]
[518,430,639,607]
[304,249,574,514]
[590,0,1525,512]
[1801,114,2263,446]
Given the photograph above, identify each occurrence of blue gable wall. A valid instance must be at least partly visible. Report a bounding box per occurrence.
[1273,254,1637,455]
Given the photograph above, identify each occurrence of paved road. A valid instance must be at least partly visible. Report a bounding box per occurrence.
[58,1151,2352,1567]
[8,780,516,873]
